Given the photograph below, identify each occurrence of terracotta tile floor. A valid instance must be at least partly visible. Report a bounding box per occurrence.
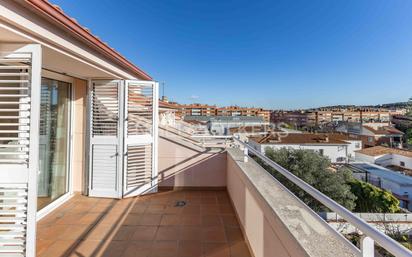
[36,190,252,257]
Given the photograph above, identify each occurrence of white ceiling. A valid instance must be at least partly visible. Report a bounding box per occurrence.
[0,26,116,79]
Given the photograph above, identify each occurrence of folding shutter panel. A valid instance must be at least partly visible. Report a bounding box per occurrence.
[0,45,41,257]
[125,144,152,191]
[127,83,153,135]
[88,80,121,198]
[123,81,158,197]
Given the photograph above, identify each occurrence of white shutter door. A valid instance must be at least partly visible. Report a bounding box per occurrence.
[123,81,158,197]
[88,80,122,198]
[0,45,41,257]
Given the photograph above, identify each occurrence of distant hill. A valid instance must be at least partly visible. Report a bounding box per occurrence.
[313,101,409,110]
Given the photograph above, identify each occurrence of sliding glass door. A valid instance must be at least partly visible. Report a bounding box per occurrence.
[37,78,71,210]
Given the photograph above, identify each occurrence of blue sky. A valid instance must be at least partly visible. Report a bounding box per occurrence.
[52,0,412,109]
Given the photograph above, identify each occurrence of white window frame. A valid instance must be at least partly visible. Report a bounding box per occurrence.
[36,69,75,220]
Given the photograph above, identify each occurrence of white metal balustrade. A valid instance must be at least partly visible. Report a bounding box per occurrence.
[191,135,412,257]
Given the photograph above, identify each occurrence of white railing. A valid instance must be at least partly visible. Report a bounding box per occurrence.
[191,135,412,257]
[191,135,233,148]
[174,120,210,135]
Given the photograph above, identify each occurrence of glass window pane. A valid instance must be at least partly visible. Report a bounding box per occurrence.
[37,78,71,211]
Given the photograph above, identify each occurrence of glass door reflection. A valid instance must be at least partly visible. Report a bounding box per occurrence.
[37,78,71,210]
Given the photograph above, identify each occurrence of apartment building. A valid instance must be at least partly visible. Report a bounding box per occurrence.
[162,101,272,122]
[183,115,267,135]
[315,109,390,124]
[217,106,271,122]
[271,110,316,127]
[248,133,362,163]
[175,103,218,117]
[391,114,412,128]
[337,122,404,148]
[273,108,405,128]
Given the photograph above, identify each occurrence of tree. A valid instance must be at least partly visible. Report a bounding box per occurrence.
[406,128,412,145]
[407,97,412,116]
[258,148,357,212]
[349,180,400,213]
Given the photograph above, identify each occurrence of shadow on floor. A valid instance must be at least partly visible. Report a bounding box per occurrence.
[36,190,252,257]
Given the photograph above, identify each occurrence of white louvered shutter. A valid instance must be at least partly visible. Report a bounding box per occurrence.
[123,81,158,197]
[88,80,122,198]
[0,45,41,257]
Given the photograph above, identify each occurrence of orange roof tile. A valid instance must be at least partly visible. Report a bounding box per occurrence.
[249,133,350,145]
[356,146,412,158]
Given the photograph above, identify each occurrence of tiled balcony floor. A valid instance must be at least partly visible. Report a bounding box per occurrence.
[36,190,252,257]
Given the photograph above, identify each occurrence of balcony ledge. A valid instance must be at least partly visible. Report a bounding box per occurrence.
[226,148,360,257]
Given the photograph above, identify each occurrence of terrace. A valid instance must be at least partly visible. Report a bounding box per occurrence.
[36,134,388,257]
[37,190,250,257]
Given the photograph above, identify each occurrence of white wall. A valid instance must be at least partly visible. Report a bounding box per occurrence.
[259,144,348,163]
[159,110,176,127]
[343,140,362,160]
[355,152,378,163]
[392,154,412,170]
[355,152,412,170]
[226,149,360,257]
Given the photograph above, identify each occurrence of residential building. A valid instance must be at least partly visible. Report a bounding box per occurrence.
[355,146,412,171]
[337,122,404,148]
[175,103,218,117]
[0,2,408,257]
[273,108,405,128]
[350,163,412,210]
[248,133,362,163]
[159,101,272,122]
[184,115,267,135]
[271,110,316,128]
[391,114,412,128]
[315,108,393,124]
[217,106,271,122]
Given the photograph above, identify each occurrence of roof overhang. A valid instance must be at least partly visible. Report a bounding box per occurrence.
[0,0,152,80]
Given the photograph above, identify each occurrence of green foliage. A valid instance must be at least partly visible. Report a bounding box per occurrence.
[259,148,357,212]
[280,123,293,129]
[348,180,400,213]
[407,97,412,116]
[406,128,412,145]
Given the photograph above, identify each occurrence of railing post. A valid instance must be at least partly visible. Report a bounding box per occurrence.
[361,235,375,257]
[243,147,248,163]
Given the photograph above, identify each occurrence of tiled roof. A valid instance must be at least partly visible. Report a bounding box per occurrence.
[356,146,412,158]
[159,101,179,109]
[327,133,362,141]
[363,126,404,135]
[249,133,350,145]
